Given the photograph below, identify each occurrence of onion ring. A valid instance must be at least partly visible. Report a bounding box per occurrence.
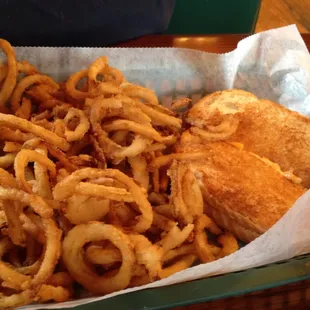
[10,74,59,112]
[90,97,153,159]
[62,222,135,294]
[65,69,120,100]
[103,66,124,85]
[53,168,153,233]
[63,107,90,142]
[159,254,197,279]
[88,56,108,90]
[64,69,89,100]
[17,60,39,75]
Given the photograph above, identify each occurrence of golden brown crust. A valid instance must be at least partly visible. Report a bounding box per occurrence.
[185,89,257,128]
[230,99,310,187]
[185,90,310,187]
[177,140,306,242]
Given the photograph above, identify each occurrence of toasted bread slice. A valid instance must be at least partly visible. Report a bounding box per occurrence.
[176,140,306,242]
[185,89,310,187]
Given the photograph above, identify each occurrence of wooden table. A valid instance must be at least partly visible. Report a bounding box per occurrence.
[116,33,310,53]
[116,33,310,310]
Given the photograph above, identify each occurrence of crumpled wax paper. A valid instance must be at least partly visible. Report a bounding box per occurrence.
[6,25,310,309]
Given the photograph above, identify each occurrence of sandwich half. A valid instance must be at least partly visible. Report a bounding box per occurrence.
[173,137,306,242]
[185,89,310,187]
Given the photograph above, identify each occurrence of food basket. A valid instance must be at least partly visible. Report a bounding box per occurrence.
[2,25,310,310]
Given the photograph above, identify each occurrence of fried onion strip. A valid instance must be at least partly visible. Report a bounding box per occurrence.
[0,187,62,290]
[159,254,197,279]
[157,224,194,253]
[14,149,56,193]
[128,155,149,190]
[150,152,208,169]
[36,284,71,302]
[85,244,122,265]
[0,152,17,168]
[0,113,70,150]
[194,214,221,263]
[15,97,32,120]
[102,119,164,142]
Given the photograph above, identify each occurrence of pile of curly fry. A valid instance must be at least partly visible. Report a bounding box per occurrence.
[0,38,239,309]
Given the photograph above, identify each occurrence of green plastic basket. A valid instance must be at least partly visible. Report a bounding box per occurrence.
[72,253,310,310]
